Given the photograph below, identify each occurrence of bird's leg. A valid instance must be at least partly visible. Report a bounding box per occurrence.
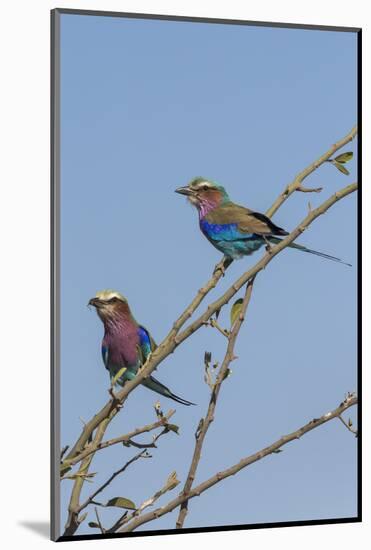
[108,386,124,408]
[142,352,152,367]
[213,256,233,277]
[263,236,273,253]
[108,366,126,407]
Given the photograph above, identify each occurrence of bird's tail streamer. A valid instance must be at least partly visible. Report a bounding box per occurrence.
[143,375,196,406]
[268,237,351,266]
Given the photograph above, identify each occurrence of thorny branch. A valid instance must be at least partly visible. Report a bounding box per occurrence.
[117,393,358,533]
[94,507,105,534]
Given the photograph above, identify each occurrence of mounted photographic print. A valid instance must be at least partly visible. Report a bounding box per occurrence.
[51,8,360,542]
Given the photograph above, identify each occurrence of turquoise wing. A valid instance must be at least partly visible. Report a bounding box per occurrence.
[200,219,255,242]
[138,325,156,365]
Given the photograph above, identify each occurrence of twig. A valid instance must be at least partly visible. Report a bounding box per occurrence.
[62,409,175,470]
[115,471,180,530]
[176,279,255,528]
[105,511,129,534]
[94,507,105,534]
[338,413,358,436]
[266,125,357,217]
[208,318,230,338]
[78,449,149,513]
[117,393,357,533]
[297,185,323,193]
[122,429,168,449]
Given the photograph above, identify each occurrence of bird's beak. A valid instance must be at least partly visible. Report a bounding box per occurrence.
[175,186,193,196]
[88,297,103,308]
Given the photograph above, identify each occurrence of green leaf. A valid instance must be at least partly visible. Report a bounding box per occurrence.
[106,497,136,510]
[230,298,243,327]
[333,161,350,175]
[88,522,100,529]
[334,152,353,164]
[111,366,127,386]
[166,423,180,435]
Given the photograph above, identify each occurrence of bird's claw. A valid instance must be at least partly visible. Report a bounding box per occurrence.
[213,263,226,277]
[214,257,232,277]
[108,387,123,408]
[263,237,273,254]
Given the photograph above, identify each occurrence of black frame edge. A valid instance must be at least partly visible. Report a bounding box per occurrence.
[57,517,361,542]
[51,7,61,542]
[53,7,361,33]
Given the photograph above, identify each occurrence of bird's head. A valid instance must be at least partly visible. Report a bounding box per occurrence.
[88,289,131,323]
[175,178,230,216]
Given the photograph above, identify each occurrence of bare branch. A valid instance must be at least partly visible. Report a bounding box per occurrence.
[266,125,357,217]
[208,318,230,338]
[62,409,175,470]
[297,185,323,193]
[63,419,108,536]
[78,449,149,514]
[115,471,181,530]
[118,393,357,533]
[176,279,255,528]
[338,413,358,437]
[94,507,105,534]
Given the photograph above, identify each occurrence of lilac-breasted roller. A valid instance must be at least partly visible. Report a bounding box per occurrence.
[88,290,195,406]
[175,177,350,265]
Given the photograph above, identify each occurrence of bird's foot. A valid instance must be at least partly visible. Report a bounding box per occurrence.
[213,262,226,277]
[213,257,233,277]
[263,237,273,254]
[108,387,123,408]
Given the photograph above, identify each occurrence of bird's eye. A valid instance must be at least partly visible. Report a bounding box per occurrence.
[109,297,117,303]
[202,185,209,191]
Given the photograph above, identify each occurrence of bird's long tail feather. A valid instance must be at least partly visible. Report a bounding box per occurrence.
[142,375,196,406]
[268,237,351,266]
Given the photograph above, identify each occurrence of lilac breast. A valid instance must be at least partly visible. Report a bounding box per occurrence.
[103,323,139,367]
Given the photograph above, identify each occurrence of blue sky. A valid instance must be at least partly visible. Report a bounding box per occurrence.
[59,13,357,536]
